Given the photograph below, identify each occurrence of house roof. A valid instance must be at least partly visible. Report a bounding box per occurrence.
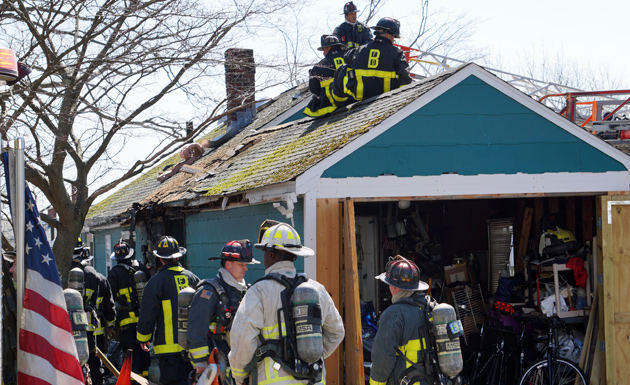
[87,62,630,227]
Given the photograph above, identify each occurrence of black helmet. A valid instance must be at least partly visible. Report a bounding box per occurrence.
[2,250,16,262]
[111,239,135,261]
[318,35,346,51]
[210,240,260,264]
[343,1,357,14]
[153,236,187,259]
[73,238,94,263]
[370,17,401,38]
[375,255,428,291]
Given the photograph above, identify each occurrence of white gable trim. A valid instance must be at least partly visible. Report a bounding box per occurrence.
[309,172,630,199]
[296,64,630,195]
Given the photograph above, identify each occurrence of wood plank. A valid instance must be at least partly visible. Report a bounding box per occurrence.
[96,346,156,385]
[600,196,615,385]
[582,196,594,245]
[534,198,544,237]
[548,196,559,214]
[343,199,365,385]
[565,196,576,234]
[515,207,533,274]
[580,287,597,370]
[316,198,342,385]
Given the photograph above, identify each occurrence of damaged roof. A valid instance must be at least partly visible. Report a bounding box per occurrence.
[87,65,460,226]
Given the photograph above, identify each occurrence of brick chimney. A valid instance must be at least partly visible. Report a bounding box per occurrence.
[225,48,256,130]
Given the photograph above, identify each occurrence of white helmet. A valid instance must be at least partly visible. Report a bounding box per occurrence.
[254,222,314,257]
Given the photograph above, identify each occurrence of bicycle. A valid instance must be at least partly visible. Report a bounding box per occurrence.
[517,314,587,385]
[467,323,524,385]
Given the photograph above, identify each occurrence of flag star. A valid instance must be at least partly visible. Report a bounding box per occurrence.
[25,244,31,255]
[26,221,34,232]
[41,253,52,265]
[26,201,35,211]
[34,237,42,248]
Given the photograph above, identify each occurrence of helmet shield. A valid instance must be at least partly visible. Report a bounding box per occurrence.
[152,236,187,259]
[210,240,260,264]
[254,222,314,257]
[375,255,428,291]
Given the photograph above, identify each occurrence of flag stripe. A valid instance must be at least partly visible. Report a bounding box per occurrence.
[22,307,80,357]
[25,267,67,308]
[20,328,84,380]
[24,287,73,331]
[17,351,85,385]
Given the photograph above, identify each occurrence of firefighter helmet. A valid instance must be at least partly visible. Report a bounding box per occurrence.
[343,1,357,14]
[375,255,428,291]
[370,17,401,38]
[210,240,260,264]
[255,222,314,257]
[2,250,15,262]
[73,238,94,263]
[318,35,346,51]
[153,236,187,259]
[111,239,135,261]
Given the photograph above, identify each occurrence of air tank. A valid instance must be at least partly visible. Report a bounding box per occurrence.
[68,267,84,292]
[291,281,323,363]
[177,286,195,351]
[133,270,147,304]
[431,303,463,378]
[64,288,90,365]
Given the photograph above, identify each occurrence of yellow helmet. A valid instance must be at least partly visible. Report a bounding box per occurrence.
[254,222,314,257]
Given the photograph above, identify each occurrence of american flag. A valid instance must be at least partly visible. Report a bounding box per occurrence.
[3,153,85,384]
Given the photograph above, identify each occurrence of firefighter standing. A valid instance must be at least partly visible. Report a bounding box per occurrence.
[107,239,151,377]
[72,239,116,385]
[303,35,348,117]
[335,17,412,102]
[333,1,373,49]
[370,256,431,385]
[136,235,200,385]
[187,240,260,382]
[228,222,345,385]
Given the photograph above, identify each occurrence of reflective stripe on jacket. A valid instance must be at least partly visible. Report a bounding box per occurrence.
[369,292,430,385]
[136,263,199,356]
[108,263,140,328]
[228,261,345,385]
[304,50,346,117]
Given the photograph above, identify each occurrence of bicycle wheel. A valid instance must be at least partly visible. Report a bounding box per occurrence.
[519,358,587,385]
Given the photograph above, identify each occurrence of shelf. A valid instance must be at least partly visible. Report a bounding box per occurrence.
[529,261,591,319]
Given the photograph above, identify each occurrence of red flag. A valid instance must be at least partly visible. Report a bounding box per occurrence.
[116,349,133,385]
[3,152,85,384]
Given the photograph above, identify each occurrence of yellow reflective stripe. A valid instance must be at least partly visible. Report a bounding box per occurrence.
[319,78,333,88]
[120,314,139,326]
[343,76,357,99]
[94,327,105,335]
[232,367,248,376]
[168,266,184,273]
[369,379,386,385]
[162,299,174,346]
[107,319,116,327]
[154,343,184,355]
[96,296,103,306]
[85,288,94,297]
[137,331,152,342]
[261,322,286,340]
[304,105,338,117]
[354,69,397,100]
[189,346,209,359]
[398,338,424,368]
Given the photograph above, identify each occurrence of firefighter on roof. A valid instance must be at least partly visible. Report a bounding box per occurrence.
[228,221,345,385]
[333,1,373,49]
[303,35,348,118]
[187,239,259,383]
[72,239,116,385]
[137,235,200,385]
[333,17,412,103]
[107,239,151,377]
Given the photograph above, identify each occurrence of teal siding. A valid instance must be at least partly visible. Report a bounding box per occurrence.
[185,201,305,282]
[323,75,626,178]
[92,227,131,275]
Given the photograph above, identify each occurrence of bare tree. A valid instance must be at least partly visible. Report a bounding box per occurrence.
[0,0,295,278]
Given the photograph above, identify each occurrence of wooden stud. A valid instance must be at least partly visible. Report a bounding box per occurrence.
[316,198,343,385]
[343,198,365,385]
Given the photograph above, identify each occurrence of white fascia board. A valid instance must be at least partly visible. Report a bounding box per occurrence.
[302,191,317,279]
[262,99,310,130]
[296,64,630,195]
[312,172,630,199]
[245,181,297,204]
